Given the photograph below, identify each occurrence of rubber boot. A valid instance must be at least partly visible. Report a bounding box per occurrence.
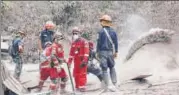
[102,70,109,91]
[37,81,44,92]
[110,67,117,85]
[60,83,66,93]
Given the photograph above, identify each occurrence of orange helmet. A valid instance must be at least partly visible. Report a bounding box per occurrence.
[99,15,112,22]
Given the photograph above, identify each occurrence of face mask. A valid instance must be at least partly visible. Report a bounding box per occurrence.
[73,34,79,41]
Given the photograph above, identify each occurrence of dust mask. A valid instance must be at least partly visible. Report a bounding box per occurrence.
[73,34,79,41]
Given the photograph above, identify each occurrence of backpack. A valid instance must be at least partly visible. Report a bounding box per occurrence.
[8,40,17,58]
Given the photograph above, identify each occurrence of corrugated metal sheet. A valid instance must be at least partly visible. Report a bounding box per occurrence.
[1,63,53,95]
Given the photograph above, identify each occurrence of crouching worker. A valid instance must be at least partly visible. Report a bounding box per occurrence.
[37,32,68,92]
[81,32,103,82]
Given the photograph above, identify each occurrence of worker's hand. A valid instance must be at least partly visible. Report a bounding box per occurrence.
[68,64,71,68]
[80,62,87,68]
[63,59,67,63]
[67,62,71,68]
[18,46,24,53]
[113,52,118,58]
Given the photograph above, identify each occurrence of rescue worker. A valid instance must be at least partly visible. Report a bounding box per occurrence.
[37,32,68,92]
[52,33,68,93]
[11,31,26,81]
[38,21,56,52]
[67,27,89,92]
[96,15,118,91]
[81,32,103,82]
[37,42,54,92]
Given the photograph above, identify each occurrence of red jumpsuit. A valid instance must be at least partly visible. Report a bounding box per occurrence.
[39,42,67,90]
[68,38,89,89]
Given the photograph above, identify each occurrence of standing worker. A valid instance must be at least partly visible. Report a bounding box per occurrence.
[37,33,68,92]
[38,21,56,52]
[67,27,89,92]
[9,31,26,81]
[96,15,118,91]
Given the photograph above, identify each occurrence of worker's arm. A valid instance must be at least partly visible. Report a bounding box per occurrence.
[18,41,24,54]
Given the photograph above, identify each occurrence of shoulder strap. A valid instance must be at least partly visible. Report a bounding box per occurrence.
[103,28,115,53]
[103,28,114,46]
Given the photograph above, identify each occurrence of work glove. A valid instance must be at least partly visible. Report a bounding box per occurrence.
[80,62,87,68]
[67,63,71,68]
[67,58,73,68]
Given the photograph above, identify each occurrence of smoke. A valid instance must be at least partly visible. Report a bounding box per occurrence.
[118,14,150,62]
[124,14,149,41]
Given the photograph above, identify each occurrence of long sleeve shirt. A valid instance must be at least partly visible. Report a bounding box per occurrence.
[96,26,118,53]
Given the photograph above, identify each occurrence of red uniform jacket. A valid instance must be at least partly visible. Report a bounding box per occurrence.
[40,42,64,68]
[68,38,89,76]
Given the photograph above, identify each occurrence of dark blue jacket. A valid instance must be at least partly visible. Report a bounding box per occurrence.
[39,29,54,49]
[97,26,118,53]
[12,37,23,56]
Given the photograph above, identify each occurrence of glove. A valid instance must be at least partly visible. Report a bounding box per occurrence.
[64,59,67,63]
[80,62,87,68]
[67,62,71,68]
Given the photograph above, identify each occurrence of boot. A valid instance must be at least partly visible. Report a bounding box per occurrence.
[60,83,66,93]
[99,71,109,93]
[78,88,86,92]
[37,81,44,92]
[110,67,117,85]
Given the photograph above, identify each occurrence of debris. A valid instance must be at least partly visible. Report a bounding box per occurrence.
[131,74,152,81]
[148,80,179,88]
